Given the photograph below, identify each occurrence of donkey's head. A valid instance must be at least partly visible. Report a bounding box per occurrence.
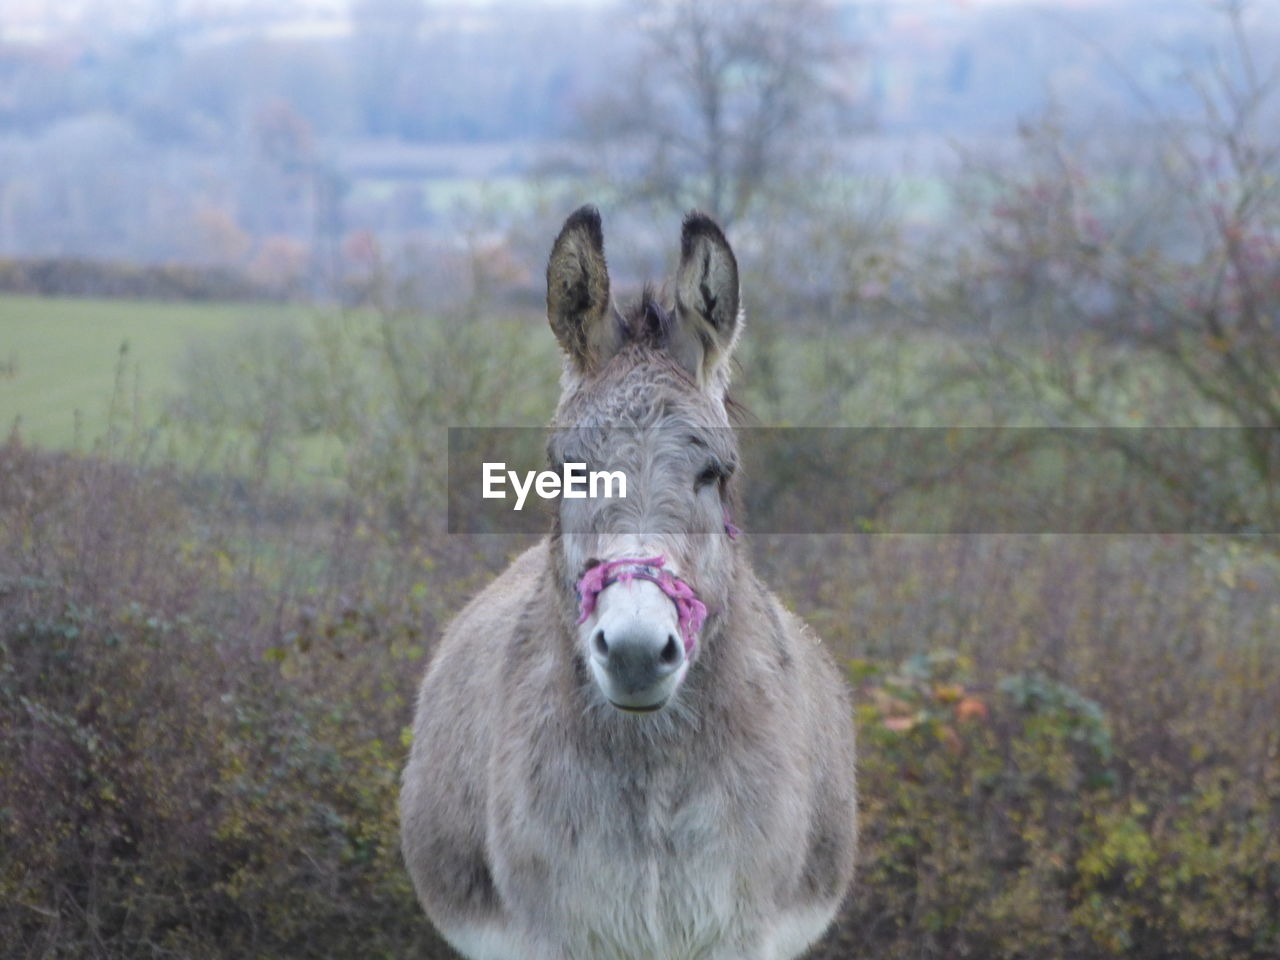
[545,206,743,715]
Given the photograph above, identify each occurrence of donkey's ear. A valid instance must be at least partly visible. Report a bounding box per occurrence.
[547,205,620,374]
[672,211,742,388]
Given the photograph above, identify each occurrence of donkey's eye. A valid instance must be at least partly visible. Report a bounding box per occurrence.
[695,463,723,491]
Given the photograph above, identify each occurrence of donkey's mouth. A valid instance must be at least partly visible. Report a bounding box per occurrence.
[608,698,668,714]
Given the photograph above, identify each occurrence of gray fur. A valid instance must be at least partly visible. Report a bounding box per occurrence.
[401,208,857,960]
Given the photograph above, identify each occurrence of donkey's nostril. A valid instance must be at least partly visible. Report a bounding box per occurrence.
[660,635,681,666]
[592,629,609,658]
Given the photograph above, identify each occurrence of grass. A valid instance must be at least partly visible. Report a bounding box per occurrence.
[0,294,303,449]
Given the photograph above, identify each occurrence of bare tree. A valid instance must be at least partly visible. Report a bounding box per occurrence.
[575,0,856,227]
[947,1,1280,534]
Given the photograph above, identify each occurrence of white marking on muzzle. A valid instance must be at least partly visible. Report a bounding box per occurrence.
[584,578,688,712]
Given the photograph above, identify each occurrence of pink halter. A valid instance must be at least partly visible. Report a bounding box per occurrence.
[576,557,708,656]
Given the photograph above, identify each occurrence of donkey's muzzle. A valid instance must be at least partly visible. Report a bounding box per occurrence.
[591,623,685,711]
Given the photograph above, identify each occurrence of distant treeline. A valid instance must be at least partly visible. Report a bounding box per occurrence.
[0,257,286,303]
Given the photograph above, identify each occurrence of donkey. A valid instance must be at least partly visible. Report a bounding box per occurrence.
[400,207,857,960]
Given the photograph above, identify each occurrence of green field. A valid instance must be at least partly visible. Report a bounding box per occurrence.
[0,294,302,449]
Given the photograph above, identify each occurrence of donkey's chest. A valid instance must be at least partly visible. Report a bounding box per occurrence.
[552,795,750,958]
[490,750,791,959]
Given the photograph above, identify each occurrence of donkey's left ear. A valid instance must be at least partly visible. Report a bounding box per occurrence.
[672,211,742,388]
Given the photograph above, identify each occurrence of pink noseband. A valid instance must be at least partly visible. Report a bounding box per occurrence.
[576,557,708,656]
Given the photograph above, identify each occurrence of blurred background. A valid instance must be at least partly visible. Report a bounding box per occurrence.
[4,0,1275,303]
[2,1,1279,958]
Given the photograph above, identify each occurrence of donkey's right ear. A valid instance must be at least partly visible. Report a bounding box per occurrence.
[546,205,621,374]
[671,211,741,389]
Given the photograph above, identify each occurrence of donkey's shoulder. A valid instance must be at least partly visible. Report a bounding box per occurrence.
[738,573,859,908]
[444,540,551,638]
[416,539,553,730]
[735,570,855,747]
[735,570,840,673]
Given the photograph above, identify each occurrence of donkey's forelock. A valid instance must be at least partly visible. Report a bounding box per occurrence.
[617,284,675,350]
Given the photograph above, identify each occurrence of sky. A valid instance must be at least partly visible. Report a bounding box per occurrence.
[0,0,1114,26]
[0,0,1156,47]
